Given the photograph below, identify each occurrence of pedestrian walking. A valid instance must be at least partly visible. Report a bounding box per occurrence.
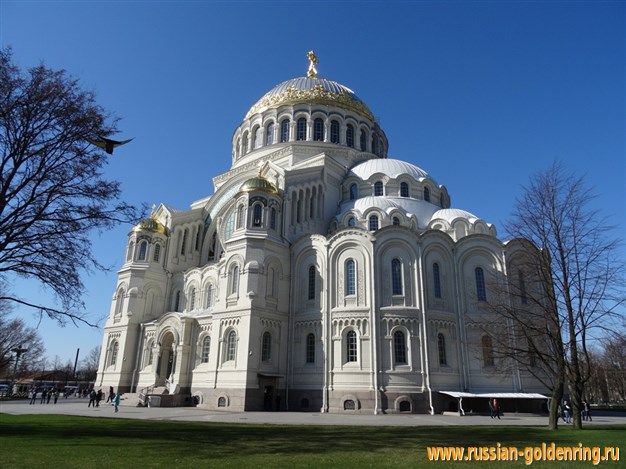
[493,398,501,419]
[29,388,37,405]
[113,392,121,413]
[88,389,97,408]
[583,399,592,422]
[488,398,495,418]
[106,386,114,403]
[563,400,572,423]
[96,389,103,407]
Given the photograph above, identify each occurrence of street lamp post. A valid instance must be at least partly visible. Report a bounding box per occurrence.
[11,346,28,396]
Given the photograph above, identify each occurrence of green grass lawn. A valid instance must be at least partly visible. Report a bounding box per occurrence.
[0,414,623,468]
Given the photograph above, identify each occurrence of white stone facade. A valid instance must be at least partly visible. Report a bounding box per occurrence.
[95,72,547,413]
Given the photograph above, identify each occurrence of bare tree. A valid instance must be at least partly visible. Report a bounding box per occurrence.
[77,346,101,381]
[0,304,45,378]
[496,163,625,429]
[0,48,140,326]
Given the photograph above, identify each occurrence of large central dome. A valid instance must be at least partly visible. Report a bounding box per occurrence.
[245,77,375,121]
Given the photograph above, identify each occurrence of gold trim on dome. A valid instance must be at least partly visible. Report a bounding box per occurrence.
[245,84,375,121]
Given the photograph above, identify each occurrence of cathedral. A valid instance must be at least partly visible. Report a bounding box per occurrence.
[95,53,547,414]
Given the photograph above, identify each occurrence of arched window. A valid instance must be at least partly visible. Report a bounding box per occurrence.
[433,263,442,299]
[242,131,248,154]
[261,331,271,362]
[392,216,400,226]
[237,205,245,229]
[153,243,161,262]
[400,182,409,197]
[280,119,290,142]
[226,330,237,362]
[115,288,125,320]
[174,290,181,312]
[391,259,403,295]
[110,341,119,366]
[126,241,134,262]
[147,344,153,366]
[423,186,431,202]
[189,287,196,310]
[313,118,324,141]
[270,207,277,230]
[394,330,407,364]
[359,129,367,151]
[205,284,213,308]
[518,270,528,305]
[138,240,148,261]
[306,333,315,363]
[475,267,487,301]
[440,193,445,207]
[252,126,261,149]
[181,228,188,255]
[224,212,235,240]
[374,181,383,196]
[438,333,447,365]
[253,204,263,227]
[348,217,356,227]
[346,330,357,362]
[308,265,316,300]
[371,134,378,155]
[265,122,274,145]
[482,335,494,367]
[231,266,239,295]
[345,259,356,295]
[195,229,201,251]
[346,124,354,148]
[201,336,211,363]
[296,118,307,141]
[368,215,379,231]
[349,183,358,200]
[330,120,340,143]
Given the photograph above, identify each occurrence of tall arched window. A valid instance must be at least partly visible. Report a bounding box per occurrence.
[368,215,379,231]
[306,333,315,363]
[475,267,487,301]
[394,330,407,364]
[433,263,442,298]
[110,341,119,366]
[400,182,409,197]
[392,216,400,226]
[226,330,237,362]
[349,183,358,200]
[252,126,261,149]
[189,287,196,310]
[359,129,367,151]
[346,124,354,147]
[231,266,240,295]
[482,335,494,366]
[115,288,125,320]
[270,207,277,230]
[346,259,356,295]
[518,270,528,305]
[261,331,271,362]
[138,240,148,261]
[391,259,403,295]
[195,229,201,250]
[181,228,188,255]
[346,330,357,362]
[423,186,431,202]
[330,120,340,143]
[153,243,161,262]
[313,118,324,141]
[174,290,181,312]
[280,119,290,142]
[371,134,378,155]
[308,265,316,300]
[201,336,211,363]
[265,122,274,145]
[237,205,245,229]
[438,333,447,365]
[224,212,235,240]
[126,241,134,262]
[253,204,263,227]
[296,118,307,140]
[374,181,383,196]
[205,284,213,308]
[242,131,248,154]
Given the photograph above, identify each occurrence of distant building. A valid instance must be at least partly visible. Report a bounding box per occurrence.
[95,56,548,414]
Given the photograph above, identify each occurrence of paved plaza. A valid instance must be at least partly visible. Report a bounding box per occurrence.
[1,398,624,427]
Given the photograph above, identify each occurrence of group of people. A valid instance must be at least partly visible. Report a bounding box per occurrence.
[87,386,121,412]
[560,399,592,423]
[488,398,502,419]
[28,387,60,405]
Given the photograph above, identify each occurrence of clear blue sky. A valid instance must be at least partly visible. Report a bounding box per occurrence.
[1,1,624,364]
